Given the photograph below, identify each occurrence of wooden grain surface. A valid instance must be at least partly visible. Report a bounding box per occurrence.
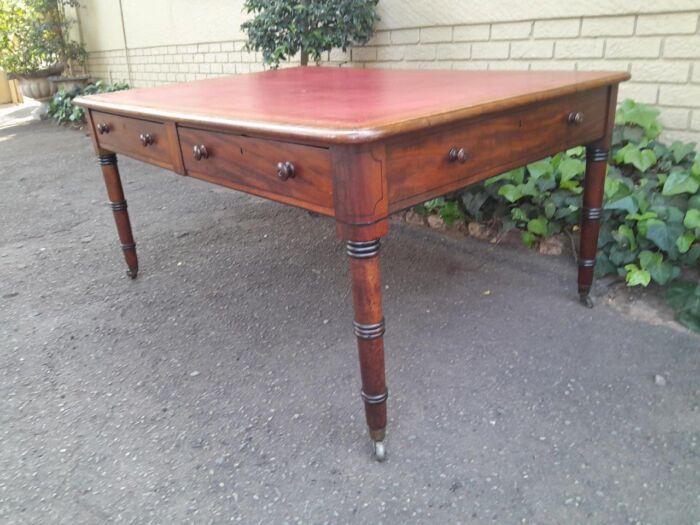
[91,111,175,170]
[386,87,609,210]
[178,126,334,213]
[76,67,629,144]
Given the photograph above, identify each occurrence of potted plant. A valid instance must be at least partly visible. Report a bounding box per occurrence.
[46,0,89,92]
[0,0,87,100]
[241,0,379,67]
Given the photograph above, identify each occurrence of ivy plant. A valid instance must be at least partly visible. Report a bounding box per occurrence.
[241,0,379,67]
[47,81,129,125]
[415,100,700,333]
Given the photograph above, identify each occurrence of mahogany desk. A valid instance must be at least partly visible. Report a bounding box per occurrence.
[76,67,629,461]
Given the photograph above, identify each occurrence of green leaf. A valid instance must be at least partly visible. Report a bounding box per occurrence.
[605,196,639,215]
[684,209,700,229]
[521,231,537,248]
[628,146,657,172]
[423,197,445,212]
[669,141,696,164]
[680,245,700,266]
[559,179,583,193]
[626,211,657,222]
[511,207,528,222]
[566,146,585,158]
[558,158,585,184]
[638,250,679,285]
[594,252,617,277]
[485,168,525,187]
[662,206,686,224]
[604,177,621,200]
[498,184,523,203]
[644,220,668,251]
[527,159,554,180]
[644,219,684,255]
[651,262,679,285]
[666,281,700,333]
[662,170,700,196]
[615,224,637,251]
[527,217,548,236]
[676,233,695,254]
[615,99,662,139]
[689,194,700,210]
[461,191,490,219]
[621,125,645,144]
[624,264,651,287]
[439,201,465,226]
[544,201,557,219]
[639,250,661,270]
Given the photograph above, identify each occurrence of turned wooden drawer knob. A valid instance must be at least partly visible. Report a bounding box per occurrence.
[96,123,110,134]
[277,161,295,181]
[139,133,154,147]
[448,147,467,164]
[568,112,584,126]
[192,144,209,161]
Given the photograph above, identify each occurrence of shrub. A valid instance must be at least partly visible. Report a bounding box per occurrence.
[241,0,379,67]
[47,80,129,125]
[415,100,700,333]
[0,0,86,76]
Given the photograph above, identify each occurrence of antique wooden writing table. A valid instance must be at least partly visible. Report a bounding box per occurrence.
[76,67,629,461]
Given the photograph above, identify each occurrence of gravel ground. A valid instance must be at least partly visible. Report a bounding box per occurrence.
[1,120,699,524]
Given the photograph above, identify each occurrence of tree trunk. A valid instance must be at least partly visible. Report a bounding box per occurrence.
[300,50,309,66]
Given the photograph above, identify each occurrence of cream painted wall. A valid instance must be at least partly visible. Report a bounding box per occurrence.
[79,0,246,51]
[79,0,700,51]
[0,71,12,104]
[376,0,700,28]
[78,0,125,52]
[119,0,247,49]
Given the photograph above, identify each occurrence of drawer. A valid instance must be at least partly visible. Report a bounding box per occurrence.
[91,111,175,170]
[178,127,334,213]
[386,87,610,210]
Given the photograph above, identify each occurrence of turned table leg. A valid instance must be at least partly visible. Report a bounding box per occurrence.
[98,153,139,279]
[346,239,388,461]
[578,143,609,307]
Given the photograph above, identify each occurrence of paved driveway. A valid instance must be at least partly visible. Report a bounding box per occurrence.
[1,120,698,524]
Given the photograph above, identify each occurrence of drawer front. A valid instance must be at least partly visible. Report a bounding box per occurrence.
[91,111,174,169]
[178,127,334,212]
[386,87,610,210]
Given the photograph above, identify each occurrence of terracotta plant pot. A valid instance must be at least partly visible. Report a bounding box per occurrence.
[48,75,90,93]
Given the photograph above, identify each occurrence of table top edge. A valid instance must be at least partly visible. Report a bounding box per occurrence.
[75,71,630,145]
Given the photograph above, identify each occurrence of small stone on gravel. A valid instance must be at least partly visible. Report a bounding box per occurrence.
[427,214,446,230]
[405,210,425,226]
[538,236,563,256]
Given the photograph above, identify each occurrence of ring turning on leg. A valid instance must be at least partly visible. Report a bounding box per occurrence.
[346,238,388,461]
[578,145,609,307]
[98,153,139,279]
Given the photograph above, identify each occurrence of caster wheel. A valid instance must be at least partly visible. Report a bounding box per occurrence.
[579,293,594,308]
[126,268,138,279]
[372,441,386,462]
[307,211,320,218]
